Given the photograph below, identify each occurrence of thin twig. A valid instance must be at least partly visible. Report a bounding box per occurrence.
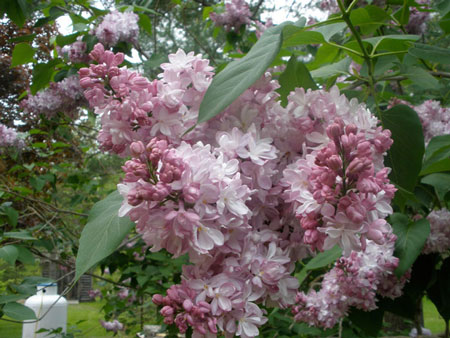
[1,187,88,217]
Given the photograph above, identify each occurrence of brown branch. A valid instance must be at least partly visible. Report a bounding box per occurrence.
[251,0,265,19]
[1,187,88,217]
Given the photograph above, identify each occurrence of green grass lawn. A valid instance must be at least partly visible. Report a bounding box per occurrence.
[0,301,132,338]
[423,297,446,335]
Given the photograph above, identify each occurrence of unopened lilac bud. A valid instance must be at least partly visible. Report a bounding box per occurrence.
[92,64,107,77]
[208,318,218,333]
[183,299,193,312]
[108,67,120,78]
[345,124,358,135]
[346,205,365,223]
[327,155,342,171]
[79,77,93,88]
[367,228,384,244]
[326,123,342,144]
[357,141,371,157]
[127,188,142,206]
[78,68,90,78]
[89,43,105,62]
[161,305,174,316]
[130,141,145,157]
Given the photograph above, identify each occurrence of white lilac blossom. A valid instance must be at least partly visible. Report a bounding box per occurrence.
[293,238,407,328]
[0,123,24,149]
[100,319,124,332]
[423,209,450,254]
[94,10,139,47]
[21,75,86,119]
[80,44,402,337]
[210,0,252,32]
[60,37,90,64]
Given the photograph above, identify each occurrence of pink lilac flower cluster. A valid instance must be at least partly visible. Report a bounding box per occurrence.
[293,237,406,328]
[100,319,124,332]
[60,37,90,64]
[81,45,401,336]
[116,287,137,304]
[21,76,86,119]
[79,44,213,156]
[423,209,450,254]
[389,98,450,144]
[405,0,430,35]
[88,289,102,299]
[210,0,252,32]
[94,10,139,47]
[281,116,396,255]
[0,123,24,149]
[319,0,339,14]
[255,18,273,39]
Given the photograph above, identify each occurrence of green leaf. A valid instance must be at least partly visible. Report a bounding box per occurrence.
[421,135,450,176]
[310,57,351,79]
[421,173,450,201]
[30,176,46,192]
[2,0,26,27]
[283,30,324,47]
[427,257,450,321]
[394,3,410,25]
[420,158,450,176]
[0,245,19,265]
[363,34,418,52]
[30,60,61,95]
[55,33,79,47]
[409,43,450,64]
[198,23,288,124]
[11,43,35,67]
[348,307,384,337]
[439,11,450,34]
[132,5,159,15]
[3,231,36,240]
[390,213,430,277]
[31,142,46,148]
[314,22,346,42]
[306,245,342,270]
[350,7,389,35]
[75,191,134,281]
[380,104,424,192]
[3,206,18,227]
[277,55,317,106]
[296,245,341,285]
[3,302,36,320]
[16,246,35,265]
[202,6,213,20]
[8,34,36,44]
[423,135,450,164]
[138,13,152,35]
[0,294,28,304]
[404,66,440,90]
[308,44,340,70]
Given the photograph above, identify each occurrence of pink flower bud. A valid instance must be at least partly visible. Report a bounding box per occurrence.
[79,77,93,88]
[327,155,342,171]
[183,299,193,312]
[89,43,105,62]
[345,124,358,135]
[92,64,107,77]
[78,68,90,78]
[130,141,145,157]
[161,305,174,316]
[326,123,342,144]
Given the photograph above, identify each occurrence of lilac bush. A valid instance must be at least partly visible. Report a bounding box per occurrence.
[78,43,404,337]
